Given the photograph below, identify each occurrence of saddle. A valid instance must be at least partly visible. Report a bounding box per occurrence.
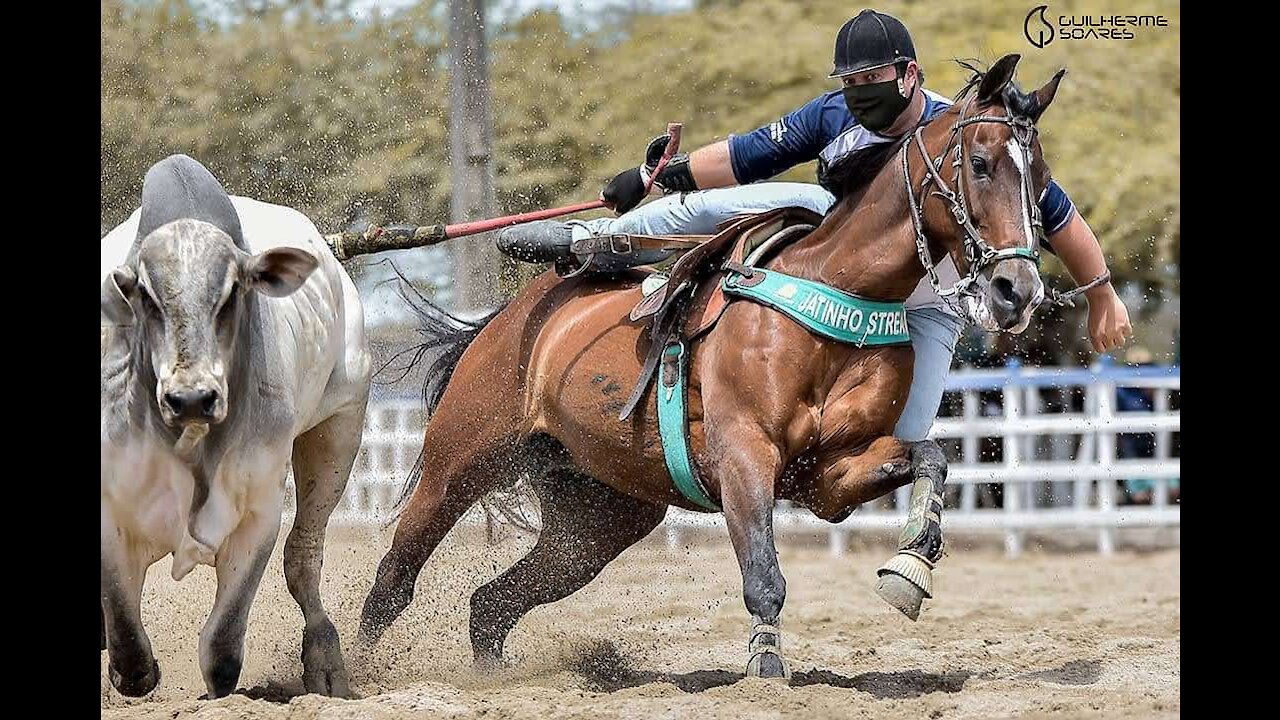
[616,206,825,420]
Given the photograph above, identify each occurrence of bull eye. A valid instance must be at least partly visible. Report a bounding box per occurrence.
[969,155,989,178]
[139,287,159,316]
[216,292,236,325]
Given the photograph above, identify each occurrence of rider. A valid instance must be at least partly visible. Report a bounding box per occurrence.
[495,8,1132,443]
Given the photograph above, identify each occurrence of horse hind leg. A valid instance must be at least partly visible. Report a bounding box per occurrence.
[876,439,949,621]
[359,438,516,645]
[469,469,666,669]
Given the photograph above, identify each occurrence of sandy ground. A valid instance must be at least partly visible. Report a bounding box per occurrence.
[101,525,1179,719]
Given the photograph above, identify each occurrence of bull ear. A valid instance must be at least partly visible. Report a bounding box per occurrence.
[978,53,1021,103]
[242,247,319,298]
[101,266,137,325]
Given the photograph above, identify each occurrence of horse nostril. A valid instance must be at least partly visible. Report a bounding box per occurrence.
[991,277,1022,308]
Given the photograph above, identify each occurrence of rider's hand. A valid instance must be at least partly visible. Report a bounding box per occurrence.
[1085,283,1132,352]
[600,134,675,215]
[600,166,648,214]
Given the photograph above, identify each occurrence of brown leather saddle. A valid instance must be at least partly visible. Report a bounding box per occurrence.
[616,206,825,420]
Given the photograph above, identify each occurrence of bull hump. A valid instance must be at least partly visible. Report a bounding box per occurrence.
[136,154,246,251]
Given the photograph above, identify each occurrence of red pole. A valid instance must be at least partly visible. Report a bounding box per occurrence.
[442,199,606,237]
[324,122,684,259]
[442,122,683,240]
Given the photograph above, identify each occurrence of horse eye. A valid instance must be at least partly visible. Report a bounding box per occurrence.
[970,156,989,177]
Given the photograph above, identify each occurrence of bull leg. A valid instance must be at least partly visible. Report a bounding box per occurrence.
[706,421,790,680]
[285,396,367,697]
[876,440,950,621]
[101,521,163,697]
[468,470,666,667]
[198,494,282,698]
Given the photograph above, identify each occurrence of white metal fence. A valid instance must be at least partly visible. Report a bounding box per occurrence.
[290,361,1180,557]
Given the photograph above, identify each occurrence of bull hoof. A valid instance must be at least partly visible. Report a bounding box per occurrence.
[875,552,934,622]
[303,620,352,698]
[109,659,161,697]
[746,649,791,680]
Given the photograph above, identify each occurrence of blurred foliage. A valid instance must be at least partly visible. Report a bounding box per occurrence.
[102,0,1178,299]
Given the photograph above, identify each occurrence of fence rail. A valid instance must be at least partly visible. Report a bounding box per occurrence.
[289,360,1180,557]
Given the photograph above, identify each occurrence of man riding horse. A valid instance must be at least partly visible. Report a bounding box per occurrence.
[496,8,1133,447]
[359,11,1129,682]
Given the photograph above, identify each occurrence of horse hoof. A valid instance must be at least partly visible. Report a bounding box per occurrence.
[746,650,791,680]
[302,621,352,698]
[875,552,934,621]
[109,659,161,697]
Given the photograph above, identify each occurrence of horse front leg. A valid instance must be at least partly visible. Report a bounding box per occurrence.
[706,420,791,680]
[875,440,949,621]
[815,436,949,621]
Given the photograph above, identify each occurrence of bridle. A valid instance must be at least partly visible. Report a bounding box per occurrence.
[901,93,1109,317]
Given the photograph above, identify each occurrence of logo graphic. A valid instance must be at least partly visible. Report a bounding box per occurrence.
[768,119,789,144]
[1025,5,1054,47]
[1024,7,1167,45]
[776,283,798,300]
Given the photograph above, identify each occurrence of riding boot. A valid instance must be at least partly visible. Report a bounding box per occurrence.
[496,220,679,278]
[495,220,594,277]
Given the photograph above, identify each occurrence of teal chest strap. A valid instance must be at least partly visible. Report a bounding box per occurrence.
[722,268,911,347]
[655,268,910,513]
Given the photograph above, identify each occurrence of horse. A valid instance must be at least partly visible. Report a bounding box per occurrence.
[358,53,1063,679]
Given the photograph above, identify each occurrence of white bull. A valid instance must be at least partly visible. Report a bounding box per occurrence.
[100,155,371,698]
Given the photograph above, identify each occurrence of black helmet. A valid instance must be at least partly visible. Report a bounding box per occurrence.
[829,9,917,78]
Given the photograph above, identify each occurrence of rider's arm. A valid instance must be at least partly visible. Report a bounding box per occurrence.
[602,95,827,212]
[725,94,828,185]
[685,140,737,189]
[1040,181,1133,352]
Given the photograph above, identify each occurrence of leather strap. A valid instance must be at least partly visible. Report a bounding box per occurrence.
[570,233,710,256]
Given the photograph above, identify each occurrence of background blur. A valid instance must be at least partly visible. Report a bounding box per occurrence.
[101,0,1180,379]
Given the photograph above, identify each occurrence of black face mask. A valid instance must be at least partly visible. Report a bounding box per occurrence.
[842,78,912,133]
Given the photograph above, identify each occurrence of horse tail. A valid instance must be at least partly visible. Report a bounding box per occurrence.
[371,261,509,522]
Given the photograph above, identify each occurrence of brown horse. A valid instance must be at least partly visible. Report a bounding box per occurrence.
[359,54,1064,679]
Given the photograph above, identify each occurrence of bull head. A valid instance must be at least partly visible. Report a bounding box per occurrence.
[100,219,318,429]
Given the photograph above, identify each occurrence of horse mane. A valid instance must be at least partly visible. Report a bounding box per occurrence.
[823,58,1039,202]
[954,57,1041,119]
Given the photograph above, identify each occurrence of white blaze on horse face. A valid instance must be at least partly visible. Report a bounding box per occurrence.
[1006,138,1035,248]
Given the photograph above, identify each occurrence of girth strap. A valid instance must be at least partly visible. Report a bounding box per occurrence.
[656,340,721,511]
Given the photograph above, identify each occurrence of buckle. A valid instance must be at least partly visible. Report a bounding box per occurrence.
[606,234,633,254]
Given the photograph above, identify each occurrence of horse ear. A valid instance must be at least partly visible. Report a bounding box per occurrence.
[977,54,1021,102]
[1031,68,1067,120]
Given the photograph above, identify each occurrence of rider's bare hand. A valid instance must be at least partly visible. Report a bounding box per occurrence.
[1086,284,1132,353]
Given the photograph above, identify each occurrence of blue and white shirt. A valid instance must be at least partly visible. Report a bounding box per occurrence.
[728,88,1076,315]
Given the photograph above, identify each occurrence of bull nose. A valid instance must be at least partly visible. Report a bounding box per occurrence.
[163,388,219,422]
